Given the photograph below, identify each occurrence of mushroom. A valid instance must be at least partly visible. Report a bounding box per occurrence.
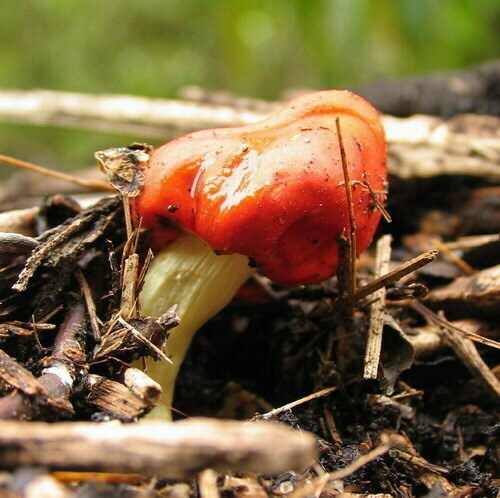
[130,90,387,419]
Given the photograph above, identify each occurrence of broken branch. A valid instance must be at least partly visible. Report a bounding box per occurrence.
[0,418,317,478]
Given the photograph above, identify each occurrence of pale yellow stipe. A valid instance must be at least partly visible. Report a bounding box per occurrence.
[139,232,256,420]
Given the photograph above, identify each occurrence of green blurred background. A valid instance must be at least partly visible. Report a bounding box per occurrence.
[0,0,499,177]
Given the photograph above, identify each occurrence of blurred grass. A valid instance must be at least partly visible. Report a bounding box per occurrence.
[0,0,499,177]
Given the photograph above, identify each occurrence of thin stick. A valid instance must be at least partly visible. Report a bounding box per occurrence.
[395,449,449,474]
[51,472,144,484]
[333,118,357,368]
[412,302,500,401]
[255,386,336,421]
[322,407,343,445]
[0,154,114,192]
[324,434,404,481]
[432,239,475,275]
[117,316,172,364]
[412,301,500,351]
[122,196,134,242]
[336,117,357,293]
[446,328,500,401]
[356,249,439,301]
[76,269,102,342]
[364,235,392,379]
[361,171,392,223]
[445,234,499,251]
[136,248,154,296]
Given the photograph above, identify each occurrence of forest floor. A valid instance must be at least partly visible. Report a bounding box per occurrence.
[0,87,498,497]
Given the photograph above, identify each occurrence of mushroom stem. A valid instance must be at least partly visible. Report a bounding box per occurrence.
[139,231,256,420]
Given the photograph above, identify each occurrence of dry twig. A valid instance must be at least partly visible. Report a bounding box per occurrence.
[412,301,500,350]
[336,117,357,295]
[334,119,357,369]
[1,89,499,177]
[254,386,337,421]
[432,239,475,275]
[76,269,101,342]
[326,434,405,481]
[0,418,317,478]
[0,153,113,192]
[356,249,439,301]
[412,302,500,400]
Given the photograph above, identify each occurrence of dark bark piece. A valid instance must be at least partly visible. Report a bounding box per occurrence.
[13,196,121,293]
[0,233,37,266]
[0,350,47,397]
[0,321,55,338]
[377,314,415,395]
[425,264,500,318]
[356,60,500,117]
[0,301,88,420]
[1,196,122,321]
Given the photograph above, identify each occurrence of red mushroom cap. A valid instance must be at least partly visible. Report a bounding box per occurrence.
[134,90,387,286]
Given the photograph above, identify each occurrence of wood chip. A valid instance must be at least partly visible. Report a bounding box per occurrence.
[83,374,153,421]
[123,368,162,410]
[364,235,392,380]
[425,264,500,311]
